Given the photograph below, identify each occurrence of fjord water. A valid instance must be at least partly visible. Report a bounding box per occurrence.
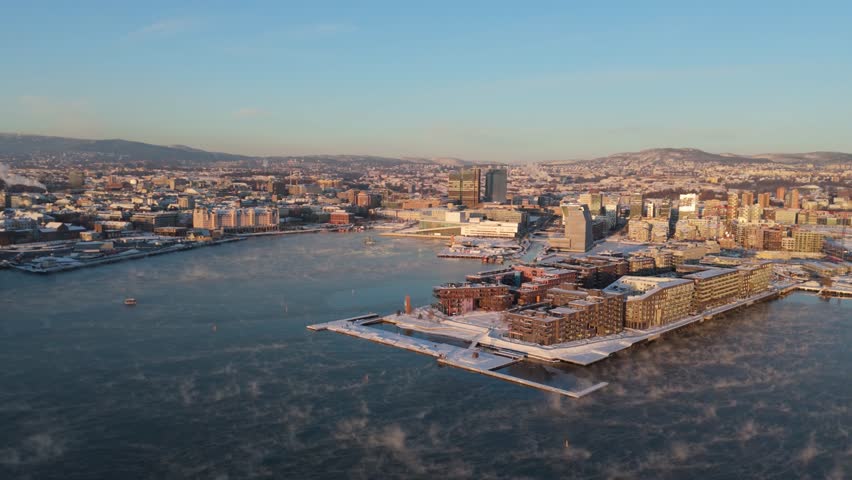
[0,233,849,479]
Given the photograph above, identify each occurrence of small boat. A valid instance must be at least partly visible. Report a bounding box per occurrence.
[124,298,137,306]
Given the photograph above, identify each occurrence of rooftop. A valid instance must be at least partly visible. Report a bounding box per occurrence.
[603,276,692,300]
[682,268,737,280]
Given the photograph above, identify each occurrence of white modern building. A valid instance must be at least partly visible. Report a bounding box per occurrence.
[460,220,519,238]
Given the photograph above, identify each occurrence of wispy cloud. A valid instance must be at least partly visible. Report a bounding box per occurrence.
[130,17,200,37]
[233,107,267,119]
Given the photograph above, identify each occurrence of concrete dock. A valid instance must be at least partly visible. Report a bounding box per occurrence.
[307,316,608,398]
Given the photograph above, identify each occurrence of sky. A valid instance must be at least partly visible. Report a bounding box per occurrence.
[1,1,851,162]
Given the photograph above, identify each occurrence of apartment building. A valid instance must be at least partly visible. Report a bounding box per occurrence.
[433,283,514,316]
[603,276,694,330]
[682,268,741,313]
[507,287,623,345]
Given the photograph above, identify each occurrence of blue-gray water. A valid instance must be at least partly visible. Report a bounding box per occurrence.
[0,233,849,479]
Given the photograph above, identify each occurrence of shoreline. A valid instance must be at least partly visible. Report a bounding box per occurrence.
[2,225,375,275]
[8,237,246,274]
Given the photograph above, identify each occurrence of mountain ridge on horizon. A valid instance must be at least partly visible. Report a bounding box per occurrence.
[546,147,852,166]
[1,132,850,167]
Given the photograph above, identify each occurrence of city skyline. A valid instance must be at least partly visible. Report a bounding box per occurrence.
[2,1,852,161]
[2,4,851,478]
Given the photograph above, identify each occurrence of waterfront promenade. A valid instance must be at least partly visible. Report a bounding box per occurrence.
[308,315,608,398]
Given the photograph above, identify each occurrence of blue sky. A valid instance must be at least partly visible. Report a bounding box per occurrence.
[1,1,851,161]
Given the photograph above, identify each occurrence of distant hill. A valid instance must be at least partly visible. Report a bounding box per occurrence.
[0,133,480,167]
[400,156,477,167]
[264,154,427,166]
[549,147,851,166]
[751,151,852,165]
[2,134,849,167]
[588,148,769,165]
[0,133,251,163]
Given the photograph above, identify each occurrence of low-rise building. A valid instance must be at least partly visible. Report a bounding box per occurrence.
[131,211,178,232]
[329,211,353,225]
[460,220,519,238]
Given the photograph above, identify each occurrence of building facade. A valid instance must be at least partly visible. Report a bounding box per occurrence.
[193,207,279,232]
[506,287,624,345]
[433,283,513,315]
[682,268,741,313]
[448,168,481,207]
[604,276,694,330]
[557,203,593,252]
[484,168,508,203]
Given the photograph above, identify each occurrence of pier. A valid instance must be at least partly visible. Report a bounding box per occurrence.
[794,284,852,298]
[307,316,608,398]
[437,251,503,263]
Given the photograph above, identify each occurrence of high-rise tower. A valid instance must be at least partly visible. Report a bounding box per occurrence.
[484,168,508,203]
[559,203,593,252]
[448,168,481,207]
